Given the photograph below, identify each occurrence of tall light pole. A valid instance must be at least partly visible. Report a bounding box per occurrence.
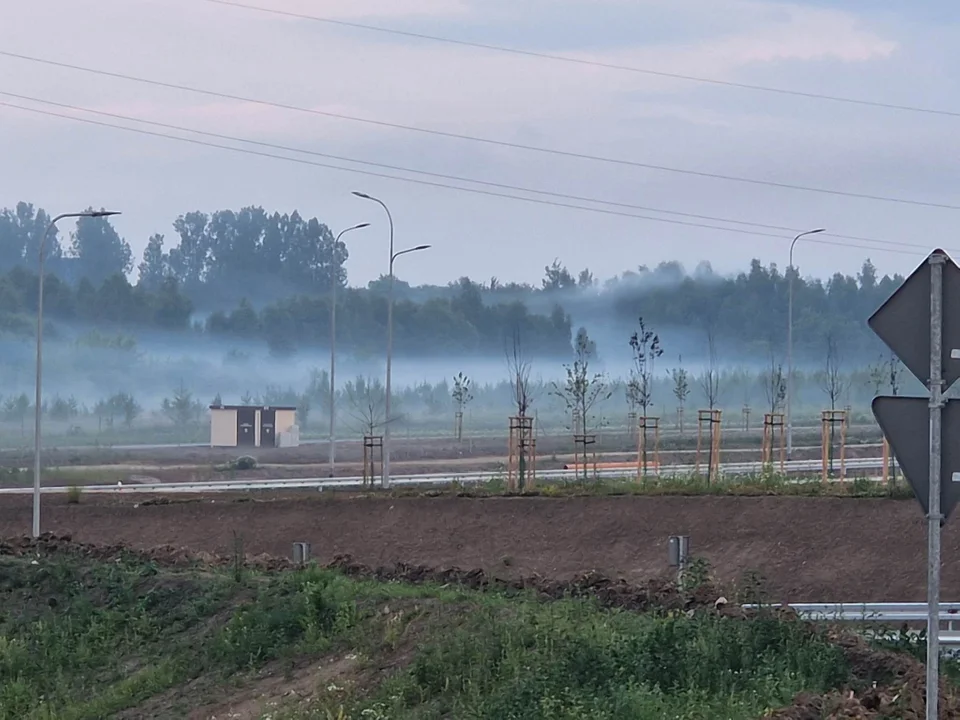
[33,209,120,538]
[352,192,430,488]
[786,227,825,459]
[328,222,370,478]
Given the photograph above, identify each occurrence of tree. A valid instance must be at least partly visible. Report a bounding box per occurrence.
[505,329,535,418]
[162,382,202,428]
[817,333,848,411]
[626,318,662,419]
[542,258,576,291]
[698,326,722,410]
[48,395,79,422]
[696,326,722,481]
[343,375,386,437]
[669,356,690,434]
[297,394,311,430]
[887,352,903,396]
[4,393,30,436]
[551,328,610,480]
[451,372,473,441]
[627,318,663,475]
[867,354,899,483]
[110,392,141,427]
[760,352,787,415]
[137,234,169,289]
[817,333,850,474]
[70,211,133,284]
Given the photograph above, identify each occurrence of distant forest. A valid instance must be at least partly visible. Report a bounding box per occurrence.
[0,201,909,358]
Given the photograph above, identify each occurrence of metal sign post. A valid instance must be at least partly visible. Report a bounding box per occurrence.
[868,249,960,719]
[927,253,944,716]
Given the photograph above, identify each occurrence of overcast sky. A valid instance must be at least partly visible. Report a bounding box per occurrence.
[1,0,959,288]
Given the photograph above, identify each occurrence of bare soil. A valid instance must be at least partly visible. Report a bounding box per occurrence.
[0,493,953,602]
[0,423,881,473]
[0,427,886,486]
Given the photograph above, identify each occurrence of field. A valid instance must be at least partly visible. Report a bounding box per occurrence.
[3,416,943,718]
[0,420,889,490]
[0,491,953,602]
[1,536,957,719]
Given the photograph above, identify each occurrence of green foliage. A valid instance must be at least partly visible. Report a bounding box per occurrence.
[363,600,848,719]
[161,382,204,427]
[627,317,663,418]
[0,553,901,720]
[0,201,912,360]
[451,372,473,413]
[551,327,610,434]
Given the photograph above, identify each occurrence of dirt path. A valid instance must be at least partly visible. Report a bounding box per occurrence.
[2,493,953,602]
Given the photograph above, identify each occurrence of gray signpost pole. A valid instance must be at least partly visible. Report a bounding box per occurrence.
[927,253,944,719]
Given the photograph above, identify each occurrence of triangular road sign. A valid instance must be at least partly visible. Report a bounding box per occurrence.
[872,395,960,519]
[868,249,960,390]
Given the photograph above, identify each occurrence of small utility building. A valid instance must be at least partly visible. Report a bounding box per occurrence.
[209,405,299,448]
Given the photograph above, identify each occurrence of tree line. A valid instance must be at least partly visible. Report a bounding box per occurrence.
[1,200,913,358]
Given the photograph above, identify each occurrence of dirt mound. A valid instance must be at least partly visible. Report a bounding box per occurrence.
[325,554,731,613]
[0,533,292,572]
[768,629,960,719]
[1,534,735,613]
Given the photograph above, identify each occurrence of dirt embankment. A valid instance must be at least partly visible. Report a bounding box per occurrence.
[6,534,960,719]
[1,494,956,601]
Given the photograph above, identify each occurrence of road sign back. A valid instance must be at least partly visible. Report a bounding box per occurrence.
[868,249,960,390]
[872,395,960,519]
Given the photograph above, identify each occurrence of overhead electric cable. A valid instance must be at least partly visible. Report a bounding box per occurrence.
[1,49,958,211]
[204,0,960,120]
[0,89,927,253]
[0,98,932,256]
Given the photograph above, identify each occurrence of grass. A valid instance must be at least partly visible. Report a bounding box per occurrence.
[0,549,905,720]
[416,470,916,501]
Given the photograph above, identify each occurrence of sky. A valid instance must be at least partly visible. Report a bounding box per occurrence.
[1,0,959,288]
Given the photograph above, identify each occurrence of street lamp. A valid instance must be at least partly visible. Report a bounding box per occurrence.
[352,191,430,488]
[786,227,826,460]
[328,222,370,478]
[33,209,120,538]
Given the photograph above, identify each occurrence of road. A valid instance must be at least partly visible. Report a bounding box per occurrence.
[0,456,891,495]
[0,422,879,453]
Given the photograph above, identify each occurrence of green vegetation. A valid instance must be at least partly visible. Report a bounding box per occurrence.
[0,549,885,720]
[433,471,915,500]
[0,200,915,359]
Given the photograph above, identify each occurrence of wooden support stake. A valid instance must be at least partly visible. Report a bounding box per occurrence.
[507,416,536,492]
[636,416,661,481]
[820,410,848,483]
[362,435,383,488]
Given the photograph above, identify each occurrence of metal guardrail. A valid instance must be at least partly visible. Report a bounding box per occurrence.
[744,603,960,647]
[0,457,892,496]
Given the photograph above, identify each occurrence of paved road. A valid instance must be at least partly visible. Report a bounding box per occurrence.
[0,456,891,496]
[0,422,879,453]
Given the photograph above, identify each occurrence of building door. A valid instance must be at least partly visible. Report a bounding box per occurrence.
[260,409,276,447]
[237,407,256,446]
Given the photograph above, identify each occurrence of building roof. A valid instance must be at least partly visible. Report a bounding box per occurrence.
[209,405,297,411]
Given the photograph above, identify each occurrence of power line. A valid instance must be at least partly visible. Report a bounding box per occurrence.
[0,89,926,253]
[0,98,929,257]
[204,0,960,120]
[2,49,958,212]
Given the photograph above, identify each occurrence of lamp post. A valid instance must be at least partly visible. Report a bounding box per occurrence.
[786,227,826,459]
[328,222,370,478]
[352,192,430,488]
[33,209,120,538]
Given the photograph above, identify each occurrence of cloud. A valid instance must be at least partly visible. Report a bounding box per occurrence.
[257,0,472,20]
[0,0,953,289]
